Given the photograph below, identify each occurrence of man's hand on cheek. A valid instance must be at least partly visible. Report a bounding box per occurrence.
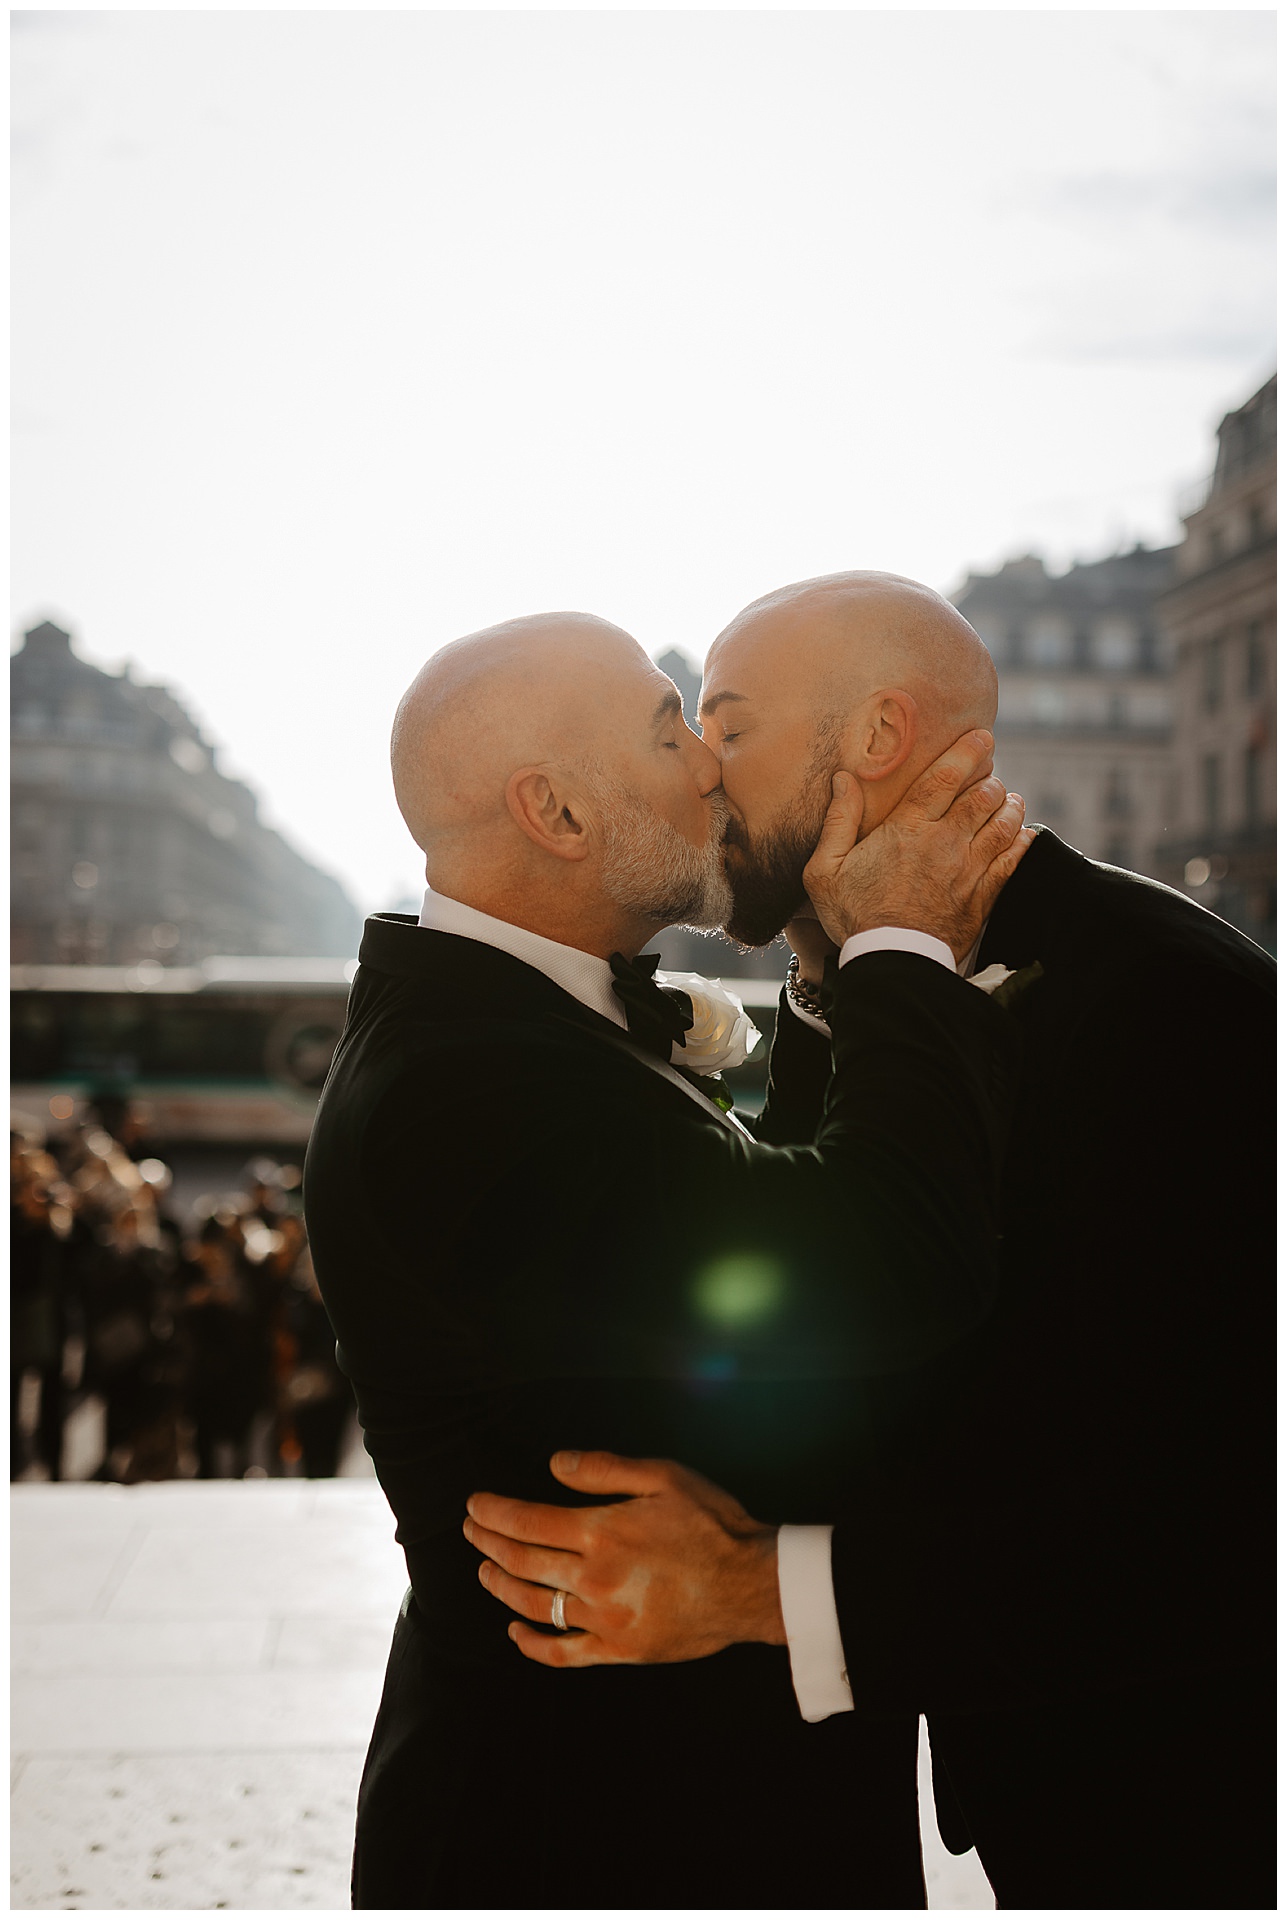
[804,728,1034,965]
[462,1451,785,1669]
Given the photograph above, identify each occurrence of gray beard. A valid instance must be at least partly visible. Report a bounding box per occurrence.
[599,784,734,930]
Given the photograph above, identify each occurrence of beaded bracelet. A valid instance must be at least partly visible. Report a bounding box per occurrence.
[785,953,828,1021]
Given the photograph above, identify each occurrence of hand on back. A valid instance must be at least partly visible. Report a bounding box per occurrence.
[463,1450,784,1668]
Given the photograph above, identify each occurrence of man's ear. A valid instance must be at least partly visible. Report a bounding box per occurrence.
[505,767,592,862]
[847,688,919,784]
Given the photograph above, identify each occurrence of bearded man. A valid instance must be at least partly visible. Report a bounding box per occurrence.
[303,608,1031,1909]
[468,575,1274,1912]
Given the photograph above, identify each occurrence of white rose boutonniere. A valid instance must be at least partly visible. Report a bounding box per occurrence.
[655,971,762,1074]
[969,959,1045,1009]
[968,963,1016,995]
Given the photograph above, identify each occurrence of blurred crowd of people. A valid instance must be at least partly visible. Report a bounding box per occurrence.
[10,1113,354,1483]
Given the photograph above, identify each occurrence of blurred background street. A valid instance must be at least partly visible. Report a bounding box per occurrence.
[11,1482,405,1911]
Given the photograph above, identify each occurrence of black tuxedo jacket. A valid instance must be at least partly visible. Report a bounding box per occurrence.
[303,915,1021,1910]
[813,832,1275,1909]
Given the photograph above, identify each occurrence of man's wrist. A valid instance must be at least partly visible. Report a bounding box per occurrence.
[785,953,828,1019]
[738,1525,787,1646]
[784,989,832,1038]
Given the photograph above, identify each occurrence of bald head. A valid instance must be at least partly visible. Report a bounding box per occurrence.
[392,611,650,859]
[389,610,729,956]
[701,571,998,947]
[712,570,996,740]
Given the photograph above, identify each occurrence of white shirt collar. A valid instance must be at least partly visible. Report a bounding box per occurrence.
[417,886,629,1033]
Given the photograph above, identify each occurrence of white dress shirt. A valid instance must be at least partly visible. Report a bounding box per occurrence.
[418,886,632,1031]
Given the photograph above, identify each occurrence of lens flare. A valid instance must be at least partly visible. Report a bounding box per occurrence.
[693,1253,784,1327]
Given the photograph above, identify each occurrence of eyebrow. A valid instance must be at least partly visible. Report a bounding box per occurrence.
[652,688,684,729]
[698,690,749,718]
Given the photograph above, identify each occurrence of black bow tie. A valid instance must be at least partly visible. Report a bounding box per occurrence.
[609,952,694,1063]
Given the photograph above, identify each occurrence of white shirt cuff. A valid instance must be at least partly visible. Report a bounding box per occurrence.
[838,926,956,974]
[777,1524,853,1722]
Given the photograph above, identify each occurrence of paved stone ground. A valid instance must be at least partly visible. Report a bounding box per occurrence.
[11,1483,995,1910]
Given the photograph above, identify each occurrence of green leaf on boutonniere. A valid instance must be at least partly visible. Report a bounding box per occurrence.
[989,960,1044,1012]
[674,1064,735,1112]
[705,1075,734,1112]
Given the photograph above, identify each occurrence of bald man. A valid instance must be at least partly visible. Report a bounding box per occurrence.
[470,578,1274,1910]
[303,609,1032,1910]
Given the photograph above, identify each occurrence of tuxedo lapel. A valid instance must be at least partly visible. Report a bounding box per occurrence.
[358,913,597,1020]
[546,1009,754,1138]
[355,915,749,1136]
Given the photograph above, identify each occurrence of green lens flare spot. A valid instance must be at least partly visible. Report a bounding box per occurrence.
[693,1254,785,1328]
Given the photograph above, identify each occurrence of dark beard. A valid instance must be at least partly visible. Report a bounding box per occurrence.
[722,799,829,949]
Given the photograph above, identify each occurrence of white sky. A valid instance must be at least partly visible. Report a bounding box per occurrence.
[13,8,1275,916]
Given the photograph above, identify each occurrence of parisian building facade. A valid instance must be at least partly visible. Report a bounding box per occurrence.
[11,620,361,965]
[1152,375,1275,950]
[951,544,1179,881]
[655,368,1276,974]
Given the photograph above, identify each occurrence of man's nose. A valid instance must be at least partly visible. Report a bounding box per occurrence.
[685,725,722,795]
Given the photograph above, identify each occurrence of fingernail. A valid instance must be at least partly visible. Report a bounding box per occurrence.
[465,1497,476,1516]
[508,1623,519,1640]
[462,1517,473,1540]
[478,1562,491,1587]
[832,772,847,797]
[553,1450,581,1473]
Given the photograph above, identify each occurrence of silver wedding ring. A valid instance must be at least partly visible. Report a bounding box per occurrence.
[550,1589,568,1632]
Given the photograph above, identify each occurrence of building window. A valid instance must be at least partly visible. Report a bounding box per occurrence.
[1246,625,1265,698]
[1107,693,1126,728]
[1138,627,1157,672]
[1104,768,1132,819]
[1203,636,1223,712]
[1094,621,1137,671]
[1071,628,1092,670]
[1203,754,1221,831]
[1030,619,1070,667]
[1005,625,1025,666]
[1245,744,1264,827]
[1101,837,1130,869]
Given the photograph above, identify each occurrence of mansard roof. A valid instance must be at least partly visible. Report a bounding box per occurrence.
[953,543,1178,619]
